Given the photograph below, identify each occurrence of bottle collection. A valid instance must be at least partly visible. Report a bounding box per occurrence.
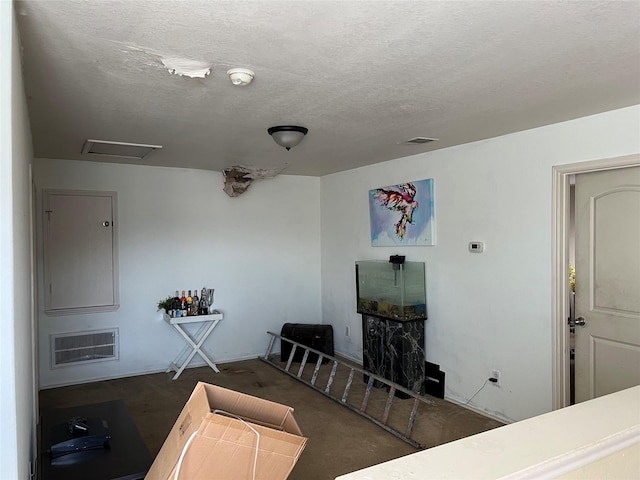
[167,288,214,318]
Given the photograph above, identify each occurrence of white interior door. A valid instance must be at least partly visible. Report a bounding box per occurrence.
[574,166,640,403]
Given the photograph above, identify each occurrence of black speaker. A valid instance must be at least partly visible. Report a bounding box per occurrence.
[280,323,334,364]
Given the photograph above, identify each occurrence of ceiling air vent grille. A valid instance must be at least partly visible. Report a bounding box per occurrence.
[82,139,162,160]
[51,328,119,368]
[400,137,439,145]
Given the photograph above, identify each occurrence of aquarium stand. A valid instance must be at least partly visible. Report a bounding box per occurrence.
[362,314,425,396]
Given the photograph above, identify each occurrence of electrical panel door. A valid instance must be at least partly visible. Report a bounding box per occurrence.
[43,190,119,315]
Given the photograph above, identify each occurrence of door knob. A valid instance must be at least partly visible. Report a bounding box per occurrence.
[102,221,110,227]
[574,316,586,327]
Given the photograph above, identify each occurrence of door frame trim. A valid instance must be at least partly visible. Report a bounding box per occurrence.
[552,154,640,409]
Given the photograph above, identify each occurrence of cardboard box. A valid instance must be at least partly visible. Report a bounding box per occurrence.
[145,382,307,480]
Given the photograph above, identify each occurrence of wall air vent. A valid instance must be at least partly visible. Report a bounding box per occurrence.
[82,139,162,160]
[399,137,439,145]
[51,328,119,368]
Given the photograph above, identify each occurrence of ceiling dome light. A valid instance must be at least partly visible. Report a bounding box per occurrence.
[227,68,255,86]
[267,125,308,151]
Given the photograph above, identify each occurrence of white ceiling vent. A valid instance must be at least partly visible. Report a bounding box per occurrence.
[399,137,439,145]
[82,139,162,160]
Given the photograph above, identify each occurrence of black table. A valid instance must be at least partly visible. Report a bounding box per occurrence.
[39,400,153,480]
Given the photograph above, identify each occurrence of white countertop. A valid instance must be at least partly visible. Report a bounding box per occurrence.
[336,386,640,479]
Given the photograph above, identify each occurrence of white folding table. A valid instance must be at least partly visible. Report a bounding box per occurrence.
[164,312,223,380]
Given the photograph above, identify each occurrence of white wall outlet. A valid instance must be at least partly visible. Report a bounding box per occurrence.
[490,369,501,387]
[346,325,351,337]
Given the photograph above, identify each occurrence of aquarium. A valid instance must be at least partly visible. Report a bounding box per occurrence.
[355,260,427,321]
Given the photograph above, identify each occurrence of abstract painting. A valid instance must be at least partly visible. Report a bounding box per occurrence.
[369,178,435,246]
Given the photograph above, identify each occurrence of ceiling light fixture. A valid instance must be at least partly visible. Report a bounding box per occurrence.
[267,125,308,151]
[227,68,255,86]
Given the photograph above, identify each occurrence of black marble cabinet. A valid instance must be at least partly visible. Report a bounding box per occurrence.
[362,314,425,395]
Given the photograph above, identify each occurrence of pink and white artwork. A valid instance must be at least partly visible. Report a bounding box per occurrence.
[369,179,435,246]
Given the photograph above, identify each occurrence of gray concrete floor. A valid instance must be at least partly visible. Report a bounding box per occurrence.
[39,358,503,479]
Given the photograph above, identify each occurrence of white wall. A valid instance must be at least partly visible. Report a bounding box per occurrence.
[34,159,321,388]
[0,2,36,478]
[321,105,640,422]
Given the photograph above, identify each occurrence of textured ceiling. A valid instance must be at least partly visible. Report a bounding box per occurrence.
[16,0,640,176]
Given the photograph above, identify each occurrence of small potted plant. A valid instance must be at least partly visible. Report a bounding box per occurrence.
[157,295,175,314]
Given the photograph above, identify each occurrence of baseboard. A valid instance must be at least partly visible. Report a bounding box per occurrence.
[40,353,512,427]
[333,351,362,365]
[39,353,276,390]
[278,350,507,424]
[336,352,511,424]
[444,394,513,425]
[39,366,171,390]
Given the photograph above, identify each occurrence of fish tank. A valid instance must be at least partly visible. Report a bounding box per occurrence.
[355,259,427,321]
